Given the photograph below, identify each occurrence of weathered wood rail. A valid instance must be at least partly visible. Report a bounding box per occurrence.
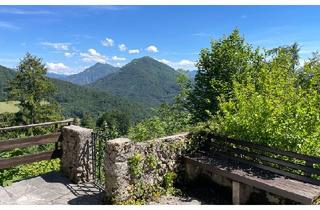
[0,119,73,170]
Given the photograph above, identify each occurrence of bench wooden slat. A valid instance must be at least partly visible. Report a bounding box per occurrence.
[209,135,320,164]
[212,151,320,186]
[0,149,62,170]
[0,132,61,152]
[209,142,320,176]
[184,155,320,204]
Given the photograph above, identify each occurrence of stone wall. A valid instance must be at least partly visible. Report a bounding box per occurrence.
[61,125,93,183]
[104,133,191,203]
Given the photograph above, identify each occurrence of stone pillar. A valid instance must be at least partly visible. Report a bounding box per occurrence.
[61,125,93,183]
[104,138,132,203]
[232,181,252,204]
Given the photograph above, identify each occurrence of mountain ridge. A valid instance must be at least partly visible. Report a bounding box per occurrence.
[88,56,181,107]
[0,65,149,121]
[62,62,119,85]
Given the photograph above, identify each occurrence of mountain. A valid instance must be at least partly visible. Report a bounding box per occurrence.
[89,56,181,107]
[51,78,149,121]
[187,70,197,80]
[0,65,15,101]
[64,63,119,85]
[0,66,150,122]
[46,72,68,80]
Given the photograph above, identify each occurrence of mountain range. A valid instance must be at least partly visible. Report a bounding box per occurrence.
[0,65,149,122]
[61,63,119,85]
[1,56,195,121]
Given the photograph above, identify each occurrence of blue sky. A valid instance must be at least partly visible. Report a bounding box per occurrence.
[1,6,320,74]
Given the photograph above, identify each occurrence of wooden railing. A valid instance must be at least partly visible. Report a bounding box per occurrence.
[0,119,73,170]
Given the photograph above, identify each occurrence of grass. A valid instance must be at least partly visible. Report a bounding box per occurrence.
[0,101,20,114]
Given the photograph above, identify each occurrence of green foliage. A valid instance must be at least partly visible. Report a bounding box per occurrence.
[163,172,177,190]
[128,153,143,179]
[128,73,192,142]
[81,112,96,129]
[0,65,15,101]
[8,53,63,124]
[121,182,164,205]
[0,159,60,187]
[203,39,320,156]
[188,29,263,122]
[0,112,15,129]
[96,110,130,136]
[128,117,166,141]
[145,154,159,170]
[125,152,180,204]
[128,103,191,142]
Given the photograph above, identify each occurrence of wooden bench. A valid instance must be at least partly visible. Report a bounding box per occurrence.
[183,134,320,204]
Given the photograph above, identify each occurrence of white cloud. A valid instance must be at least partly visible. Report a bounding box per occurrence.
[145,45,159,53]
[0,8,54,15]
[0,21,19,30]
[64,52,76,57]
[80,48,108,63]
[118,44,127,52]
[157,58,196,70]
[101,38,114,47]
[178,59,195,66]
[128,49,140,54]
[112,56,126,61]
[46,62,70,74]
[41,42,71,51]
[115,62,124,67]
[46,62,84,75]
[157,59,171,65]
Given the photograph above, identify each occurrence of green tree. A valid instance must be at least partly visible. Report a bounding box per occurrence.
[128,72,192,142]
[209,46,320,155]
[81,112,96,129]
[188,29,262,122]
[96,110,130,136]
[8,53,62,125]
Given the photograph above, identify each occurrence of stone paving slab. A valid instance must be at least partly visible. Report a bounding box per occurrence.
[149,196,202,205]
[0,172,104,205]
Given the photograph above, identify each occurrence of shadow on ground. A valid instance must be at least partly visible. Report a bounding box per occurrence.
[178,175,232,204]
[0,171,105,205]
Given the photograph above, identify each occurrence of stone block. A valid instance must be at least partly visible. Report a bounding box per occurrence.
[104,133,190,203]
[61,125,93,183]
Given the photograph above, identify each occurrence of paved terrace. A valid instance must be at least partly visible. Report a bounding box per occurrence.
[0,172,104,205]
[0,172,205,205]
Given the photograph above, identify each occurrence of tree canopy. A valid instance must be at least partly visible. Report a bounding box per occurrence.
[8,53,62,125]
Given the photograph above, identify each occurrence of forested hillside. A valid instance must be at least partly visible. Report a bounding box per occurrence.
[0,66,150,122]
[0,65,15,101]
[89,56,181,107]
[51,78,149,121]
